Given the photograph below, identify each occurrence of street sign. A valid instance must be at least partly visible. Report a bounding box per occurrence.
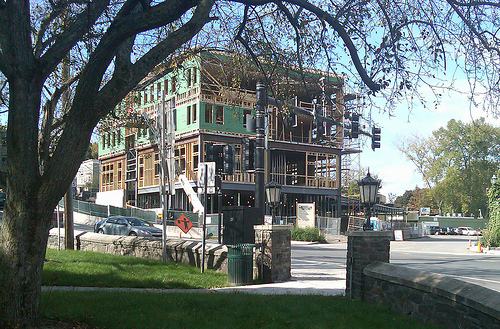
[198,162,216,194]
[175,213,193,234]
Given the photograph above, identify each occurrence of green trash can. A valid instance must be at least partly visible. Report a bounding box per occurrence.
[226,243,254,285]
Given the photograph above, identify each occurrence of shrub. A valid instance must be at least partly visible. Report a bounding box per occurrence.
[481,226,500,248]
[290,226,326,243]
[482,171,500,248]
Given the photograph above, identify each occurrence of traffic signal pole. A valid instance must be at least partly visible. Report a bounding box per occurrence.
[255,82,267,224]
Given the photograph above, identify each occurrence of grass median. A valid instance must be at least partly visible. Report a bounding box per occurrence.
[40,249,440,329]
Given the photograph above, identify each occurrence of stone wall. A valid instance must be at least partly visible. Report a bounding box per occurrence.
[254,225,292,283]
[364,262,500,329]
[47,231,227,272]
[346,230,500,328]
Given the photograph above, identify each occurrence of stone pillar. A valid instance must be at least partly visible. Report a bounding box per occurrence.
[254,225,292,283]
[345,231,391,299]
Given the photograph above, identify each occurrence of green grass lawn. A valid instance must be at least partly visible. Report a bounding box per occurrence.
[43,248,228,289]
[40,291,440,329]
[40,249,440,329]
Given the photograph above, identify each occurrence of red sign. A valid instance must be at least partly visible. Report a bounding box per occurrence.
[175,213,193,234]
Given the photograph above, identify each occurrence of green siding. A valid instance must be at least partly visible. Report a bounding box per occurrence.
[199,101,254,134]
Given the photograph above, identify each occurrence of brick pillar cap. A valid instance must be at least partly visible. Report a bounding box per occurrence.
[254,225,293,231]
[346,230,392,237]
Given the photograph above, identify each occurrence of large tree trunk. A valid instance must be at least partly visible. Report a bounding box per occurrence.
[0,206,53,328]
[0,76,62,327]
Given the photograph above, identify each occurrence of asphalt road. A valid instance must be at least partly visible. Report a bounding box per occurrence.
[390,235,500,292]
[292,234,500,292]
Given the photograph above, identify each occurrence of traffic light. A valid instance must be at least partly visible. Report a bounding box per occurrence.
[241,137,255,172]
[223,144,235,175]
[371,127,381,150]
[205,142,214,162]
[351,113,359,138]
[312,104,324,141]
[284,111,297,128]
[213,145,223,173]
[312,120,325,141]
[205,142,223,172]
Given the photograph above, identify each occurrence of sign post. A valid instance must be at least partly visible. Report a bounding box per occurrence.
[198,162,215,273]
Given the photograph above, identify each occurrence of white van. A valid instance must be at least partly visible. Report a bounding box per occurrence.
[457,227,477,236]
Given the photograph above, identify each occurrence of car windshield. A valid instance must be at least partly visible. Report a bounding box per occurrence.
[127,218,151,227]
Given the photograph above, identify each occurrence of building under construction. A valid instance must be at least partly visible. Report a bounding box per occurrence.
[97,50,363,227]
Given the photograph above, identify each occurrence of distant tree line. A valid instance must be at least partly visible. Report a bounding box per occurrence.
[397,118,500,218]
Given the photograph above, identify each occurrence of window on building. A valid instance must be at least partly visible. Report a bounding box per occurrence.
[216,105,224,124]
[164,79,168,95]
[157,82,161,98]
[150,88,154,102]
[192,104,197,124]
[243,109,252,127]
[192,67,197,85]
[112,132,116,147]
[187,105,191,125]
[186,69,192,87]
[106,133,111,147]
[117,130,121,144]
[171,77,176,94]
[102,136,106,149]
[205,104,213,123]
[173,108,177,130]
[144,89,148,103]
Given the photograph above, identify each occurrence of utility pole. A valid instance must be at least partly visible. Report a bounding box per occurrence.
[158,95,175,262]
[159,96,167,262]
[61,50,74,250]
[255,82,267,224]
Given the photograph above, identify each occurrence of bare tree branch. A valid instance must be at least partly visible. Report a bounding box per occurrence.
[39,0,110,79]
[40,0,215,200]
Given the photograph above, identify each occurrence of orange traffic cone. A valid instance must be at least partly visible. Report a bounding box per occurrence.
[477,240,482,253]
[468,238,471,248]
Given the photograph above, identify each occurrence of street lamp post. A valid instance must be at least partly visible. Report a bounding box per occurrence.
[358,172,380,231]
[265,180,282,225]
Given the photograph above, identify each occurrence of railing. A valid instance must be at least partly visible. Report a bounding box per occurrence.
[72,200,157,223]
[317,216,341,235]
[278,216,340,236]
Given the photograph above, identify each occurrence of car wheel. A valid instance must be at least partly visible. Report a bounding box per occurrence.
[98,229,104,234]
[129,231,137,236]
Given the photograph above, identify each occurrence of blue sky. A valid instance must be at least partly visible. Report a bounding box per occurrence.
[359,87,500,198]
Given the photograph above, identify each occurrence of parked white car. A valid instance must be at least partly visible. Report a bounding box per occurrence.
[457,227,478,236]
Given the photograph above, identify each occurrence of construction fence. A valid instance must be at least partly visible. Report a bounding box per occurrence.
[70,200,157,223]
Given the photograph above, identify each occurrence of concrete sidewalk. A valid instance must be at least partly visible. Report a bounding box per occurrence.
[213,272,345,295]
[42,270,346,296]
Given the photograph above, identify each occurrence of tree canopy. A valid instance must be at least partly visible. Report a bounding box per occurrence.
[398,118,500,216]
[2,0,500,327]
